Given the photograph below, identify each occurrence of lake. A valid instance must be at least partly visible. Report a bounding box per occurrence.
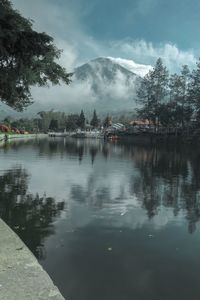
[0,137,200,300]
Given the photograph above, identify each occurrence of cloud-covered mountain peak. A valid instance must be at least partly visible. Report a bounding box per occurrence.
[71,56,142,112]
[0,56,147,118]
[107,57,152,77]
[74,56,139,82]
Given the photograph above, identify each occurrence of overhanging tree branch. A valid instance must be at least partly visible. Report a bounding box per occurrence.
[0,0,72,111]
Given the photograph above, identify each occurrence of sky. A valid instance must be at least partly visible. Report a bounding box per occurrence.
[12,0,199,73]
[7,0,200,113]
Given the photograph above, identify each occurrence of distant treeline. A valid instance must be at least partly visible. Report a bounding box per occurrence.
[137,58,200,130]
[1,110,113,132]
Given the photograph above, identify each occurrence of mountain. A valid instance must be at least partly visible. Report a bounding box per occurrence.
[0,57,151,119]
[107,57,152,77]
[75,57,140,82]
[72,57,143,112]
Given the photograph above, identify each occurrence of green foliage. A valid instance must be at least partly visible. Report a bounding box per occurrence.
[137,58,168,123]
[103,115,112,128]
[49,119,58,131]
[65,111,86,131]
[0,0,72,110]
[189,59,200,124]
[77,110,85,130]
[2,110,102,133]
[169,65,192,127]
[137,58,196,129]
[37,111,66,131]
[90,110,99,128]
[65,114,79,131]
[7,117,39,132]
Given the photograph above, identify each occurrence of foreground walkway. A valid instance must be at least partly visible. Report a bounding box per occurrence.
[0,219,65,300]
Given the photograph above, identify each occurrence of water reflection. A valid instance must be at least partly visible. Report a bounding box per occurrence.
[0,167,64,258]
[126,143,200,233]
[1,139,200,235]
[1,139,200,299]
[51,138,200,234]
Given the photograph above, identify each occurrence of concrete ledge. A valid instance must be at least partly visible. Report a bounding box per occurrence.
[0,134,47,147]
[0,219,65,300]
[6,134,47,140]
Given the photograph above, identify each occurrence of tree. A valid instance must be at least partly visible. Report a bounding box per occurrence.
[189,59,200,124]
[36,110,67,131]
[77,110,85,130]
[37,111,52,131]
[49,119,58,131]
[180,65,193,125]
[103,115,112,128]
[0,0,72,110]
[159,102,184,130]
[65,114,79,131]
[169,65,192,128]
[90,110,99,128]
[3,116,12,126]
[137,58,168,124]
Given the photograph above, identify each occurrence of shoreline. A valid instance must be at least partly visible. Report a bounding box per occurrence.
[108,132,200,144]
[1,132,199,146]
[0,133,47,146]
[0,218,65,299]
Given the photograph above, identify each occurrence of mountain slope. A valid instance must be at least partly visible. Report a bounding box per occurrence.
[71,57,142,112]
[75,57,139,81]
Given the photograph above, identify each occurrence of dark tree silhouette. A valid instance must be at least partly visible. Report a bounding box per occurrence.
[77,110,86,130]
[0,0,72,110]
[90,110,99,128]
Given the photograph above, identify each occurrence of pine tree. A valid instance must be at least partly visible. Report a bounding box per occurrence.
[189,59,200,124]
[137,58,169,124]
[90,110,99,128]
[78,110,85,130]
[103,115,111,128]
[49,119,58,131]
[65,114,79,131]
[179,65,192,127]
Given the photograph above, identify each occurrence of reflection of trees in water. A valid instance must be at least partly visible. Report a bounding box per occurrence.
[37,138,108,164]
[0,168,64,259]
[90,146,98,165]
[3,139,200,234]
[127,143,200,233]
[7,138,110,164]
[67,140,200,233]
[71,173,111,209]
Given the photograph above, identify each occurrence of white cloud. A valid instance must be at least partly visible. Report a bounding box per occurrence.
[107,57,152,77]
[12,0,84,70]
[9,0,199,115]
[28,62,138,114]
[30,79,96,113]
[95,69,137,100]
[12,0,197,74]
[55,40,78,71]
[110,40,196,72]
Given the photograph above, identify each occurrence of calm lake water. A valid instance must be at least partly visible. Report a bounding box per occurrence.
[1,137,200,300]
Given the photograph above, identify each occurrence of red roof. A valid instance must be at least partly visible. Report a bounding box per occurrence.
[130,119,154,125]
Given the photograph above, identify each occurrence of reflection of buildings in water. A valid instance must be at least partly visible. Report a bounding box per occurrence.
[0,167,65,259]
